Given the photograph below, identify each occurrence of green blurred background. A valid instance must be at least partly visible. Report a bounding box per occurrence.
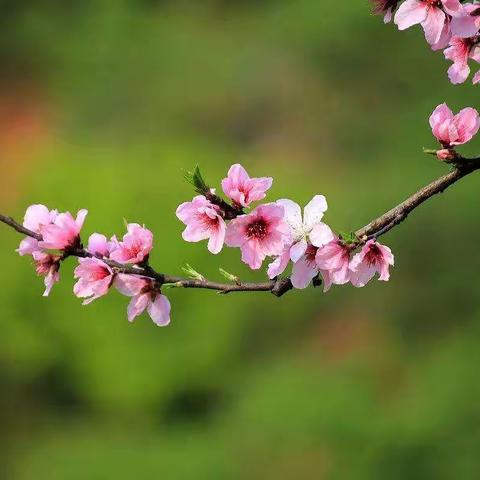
[1,1,480,478]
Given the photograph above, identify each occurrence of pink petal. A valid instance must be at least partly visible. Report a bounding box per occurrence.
[290,239,308,263]
[127,294,150,322]
[276,199,303,233]
[309,223,335,248]
[450,13,479,38]
[394,0,428,30]
[422,7,446,46]
[303,195,328,230]
[23,204,54,232]
[114,274,149,297]
[291,257,317,289]
[267,247,291,278]
[207,218,226,254]
[17,237,40,256]
[87,233,110,257]
[147,294,171,327]
[453,107,480,144]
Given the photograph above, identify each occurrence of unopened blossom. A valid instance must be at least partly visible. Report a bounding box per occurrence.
[444,36,480,84]
[176,195,226,254]
[371,0,401,23]
[429,103,480,147]
[17,204,57,256]
[315,239,351,289]
[87,233,116,258]
[115,274,170,326]
[39,209,88,251]
[73,257,114,305]
[436,148,456,160]
[225,203,289,270]
[32,251,61,296]
[349,240,394,288]
[394,0,468,48]
[277,196,335,263]
[221,164,273,208]
[110,223,153,264]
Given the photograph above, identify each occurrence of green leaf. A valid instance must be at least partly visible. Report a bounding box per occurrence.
[183,165,209,194]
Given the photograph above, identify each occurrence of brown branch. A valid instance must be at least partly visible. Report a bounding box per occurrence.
[354,158,480,241]
[0,214,42,241]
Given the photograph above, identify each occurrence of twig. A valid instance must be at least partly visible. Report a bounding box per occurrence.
[354,159,480,241]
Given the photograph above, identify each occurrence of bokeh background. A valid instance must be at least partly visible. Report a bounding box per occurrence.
[1,1,480,478]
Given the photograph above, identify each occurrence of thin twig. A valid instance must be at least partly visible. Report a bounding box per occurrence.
[354,159,480,241]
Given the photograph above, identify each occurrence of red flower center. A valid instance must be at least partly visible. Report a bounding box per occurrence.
[305,244,318,266]
[364,244,382,266]
[246,218,268,240]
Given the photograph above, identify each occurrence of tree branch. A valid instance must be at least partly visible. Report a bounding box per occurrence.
[1,157,479,299]
[354,158,480,241]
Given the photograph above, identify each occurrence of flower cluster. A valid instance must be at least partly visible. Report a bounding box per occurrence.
[373,0,480,84]
[16,206,170,327]
[176,164,395,291]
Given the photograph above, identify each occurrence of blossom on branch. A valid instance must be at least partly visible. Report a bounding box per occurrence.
[225,203,289,270]
[73,257,114,305]
[87,233,116,258]
[444,36,480,84]
[315,239,352,290]
[17,204,57,256]
[115,274,171,327]
[349,240,394,288]
[110,223,153,264]
[221,163,273,208]
[39,209,88,251]
[176,195,226,254]
[276,195,334,263]
[33,251,61,296]
[429,103,480,147]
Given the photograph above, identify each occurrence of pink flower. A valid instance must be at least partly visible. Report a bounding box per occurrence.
[39,209,88,251]
[429,103,480,147]
[394,0,467,48]
[225,203,289,270]
[87,233,116,258]
[176,195,226,254]
[349,240,394,288]
[110,223,153,264]
[115,274,171,326]
[444,37,480,84]
[277,196,335,263]
[315,240,351,290]
[221,164,273,208]
[32,251,61,296]
[73,257,114,305]
[17,204,57,256]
